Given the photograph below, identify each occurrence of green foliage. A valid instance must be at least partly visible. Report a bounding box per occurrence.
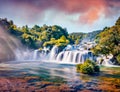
[115,17,120,26]
[0,18,72,49]
[43,35,69,49]
[69,32,85,44]
[75,39,80,45]
[69,30,101,45]
[86,30,102,42]
[76,59,100,75]
[117,54,120,64]
[76,64,82,71]
[93,17,120,64]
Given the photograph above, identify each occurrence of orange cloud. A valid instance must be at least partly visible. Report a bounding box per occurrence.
[0,0,120,25]
[79,8,101,24]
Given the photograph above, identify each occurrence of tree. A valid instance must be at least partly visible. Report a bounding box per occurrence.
[0,18,72,49]
[115,17,120,25]
[60,35,66,41]
[75,39,79,45]
[32,25,40,32]
[93,17,120,64]
[69,32,85,44]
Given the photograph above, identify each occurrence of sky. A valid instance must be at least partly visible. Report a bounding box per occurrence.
[0,0,120,33]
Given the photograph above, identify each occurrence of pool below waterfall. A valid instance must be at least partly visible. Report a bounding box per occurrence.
[0,61,120,92]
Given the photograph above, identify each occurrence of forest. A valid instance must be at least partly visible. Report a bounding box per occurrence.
[0,18,98,50]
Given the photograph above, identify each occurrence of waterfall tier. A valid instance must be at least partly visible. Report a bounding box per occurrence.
[49,50,95,64]
[47,45,96,64]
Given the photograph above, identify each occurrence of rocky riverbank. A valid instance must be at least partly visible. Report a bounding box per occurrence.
[0,76,120,92]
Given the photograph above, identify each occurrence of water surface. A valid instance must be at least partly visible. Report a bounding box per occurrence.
[0,61,120,91]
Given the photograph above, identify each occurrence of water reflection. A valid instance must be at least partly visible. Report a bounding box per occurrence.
[0,61,80,82]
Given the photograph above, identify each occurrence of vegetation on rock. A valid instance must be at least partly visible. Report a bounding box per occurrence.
[76,59,100,75]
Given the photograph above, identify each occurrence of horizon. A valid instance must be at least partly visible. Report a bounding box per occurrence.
[0,0,120,33]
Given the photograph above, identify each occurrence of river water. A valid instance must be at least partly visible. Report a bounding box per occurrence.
[0,61,120,91]
[0,61,80,82]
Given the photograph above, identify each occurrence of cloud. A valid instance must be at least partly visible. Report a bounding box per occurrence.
[0,0,120,25]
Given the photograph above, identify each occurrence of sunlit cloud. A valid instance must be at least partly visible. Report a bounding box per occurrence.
[0,0,120,32]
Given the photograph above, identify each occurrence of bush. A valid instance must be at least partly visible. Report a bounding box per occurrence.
[76,64,82,71]
[94,65,100,72]
[76,59,100,75]
[117,54,120,64]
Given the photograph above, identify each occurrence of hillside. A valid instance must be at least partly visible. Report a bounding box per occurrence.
[69,30,102,44]
[0,18,102,49]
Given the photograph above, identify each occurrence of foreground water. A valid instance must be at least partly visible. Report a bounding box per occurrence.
[0,61,79,82]
[0,61,120,92]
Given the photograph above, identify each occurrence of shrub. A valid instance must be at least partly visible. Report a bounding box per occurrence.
[76,59,100,75]
[76,64,82,71]
[94,65,100,72]
[117,54,120,64]
[80,63,94,74]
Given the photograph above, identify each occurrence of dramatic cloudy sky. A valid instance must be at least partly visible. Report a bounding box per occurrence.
[0,0,120,33]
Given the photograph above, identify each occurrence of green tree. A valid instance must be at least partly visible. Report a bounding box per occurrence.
[60,35,66,41]
[0,18,71,49]
[115,17,120,25]
[75,39,79,45]
[93,17,120,64]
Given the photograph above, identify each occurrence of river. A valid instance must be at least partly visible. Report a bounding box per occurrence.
[0,61,120,91]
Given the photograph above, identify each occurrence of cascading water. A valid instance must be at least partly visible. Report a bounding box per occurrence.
[15,49,36,60]
[0,26,42,61]
[47,45,116,66]
[49,46,58,60]
[48,45,96,64]
[0,26,22,61]
[33,50,39,60]
[55,50,95,64]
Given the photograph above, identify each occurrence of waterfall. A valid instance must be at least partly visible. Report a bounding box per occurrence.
[49,46,58,60]
[33,50,39,60]
[47,45,116,66]
[0,26,42,61]
[0,26,23,61]
[48,45,96,64]
[96,55,117,67]
[56,50,95,64]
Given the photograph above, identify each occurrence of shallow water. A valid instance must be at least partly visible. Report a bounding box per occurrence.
[0,61,120,81]
[0,61,80,82]
[0,61,120,91]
